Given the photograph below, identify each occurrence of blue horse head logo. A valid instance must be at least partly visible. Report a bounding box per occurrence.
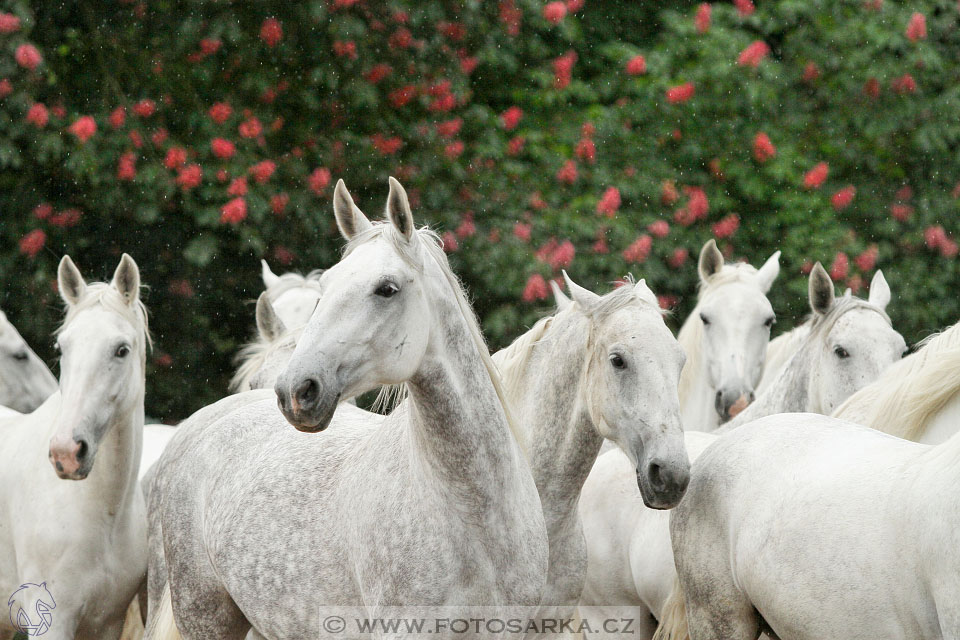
[8,583,56,636]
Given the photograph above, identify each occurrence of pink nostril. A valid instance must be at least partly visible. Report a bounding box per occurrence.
[49,437,83,475]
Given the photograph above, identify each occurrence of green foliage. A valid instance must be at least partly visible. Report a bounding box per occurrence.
[0,0,957,420]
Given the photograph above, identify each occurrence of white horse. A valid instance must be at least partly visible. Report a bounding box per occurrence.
[492,273,689,610]
[230,291,303,393]
[259,259,323,330]
[144,178,548,639]
[0,254,149,639]
[661,412,960,640]
[678,240,780,431]
[581,262,903,638]
[0,307,57,412]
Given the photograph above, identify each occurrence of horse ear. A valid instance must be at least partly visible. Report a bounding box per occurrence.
[808,262,835,315]
[698,239,724,282]
[261,259,281,289]
[255,292,287,341]
[333,179,373,241]
[756,250,781,293]
[633,278,659,307]
[868,270,891,311]
[111,253,141,305]
[562,270,601,308]
[386,177,415,240]
[57,255,86,306]
[550,280,572,311]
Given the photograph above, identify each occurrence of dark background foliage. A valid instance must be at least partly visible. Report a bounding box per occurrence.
[1,0,957,421]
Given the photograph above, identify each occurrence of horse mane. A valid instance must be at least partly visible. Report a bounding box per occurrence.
[344,222,529,455]
[229,326,303,393]
[806,294,891,343]
[264,269,324,301]
[57,282,152,367]
[833,320,960,440]
[677,262,764,405]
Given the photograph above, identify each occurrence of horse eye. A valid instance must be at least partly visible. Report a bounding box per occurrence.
[115,345,130,358]
[375,281,400,298]
[699,313,710,326]
[834,346,850,359]
[764,316,775,328]
[12,351,28,361]
[609,353,627,370]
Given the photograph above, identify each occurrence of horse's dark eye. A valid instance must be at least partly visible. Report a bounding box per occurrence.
[375,282,400,298]
[609,353,626,370]
[700,313,710,326]
[115,345,130,358]
[764,316,775,328]
[12,351,28,361]
[834,346,850,359]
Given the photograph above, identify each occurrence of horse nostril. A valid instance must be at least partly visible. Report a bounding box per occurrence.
[648,462,665,491]
[748,391,756,403]
[75,439,88,462]
[294,378,320,408]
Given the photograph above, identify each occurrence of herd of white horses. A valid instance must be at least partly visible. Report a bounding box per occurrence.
[1,177,959,639]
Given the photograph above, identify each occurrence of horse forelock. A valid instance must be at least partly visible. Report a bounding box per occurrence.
[57,282,152,356]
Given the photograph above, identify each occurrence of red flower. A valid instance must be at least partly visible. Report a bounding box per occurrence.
[648,220,670,238]
[438,21,467,41]
[581,122,595,137]
[455,215,476,239]
[549,240,575,269]
[109,106,126,129]
[164,147,187,169]
[26,103,48,128]
[0,78,11,99]
[543,1,567,24]
[891,74,917,94]
[459,55,479,74]
[925,225,947,250]
[270,193,290,216]
[227,177,248,197]
[906,12,926,42]
[365,64,392,84]
[308,167,332,195]
[553,51,577,89]
[168,279,196,298]
[855,245,878,272]
[566,0,584,12]
[623,234,652,263]
[220,197,247,224]
[669,247,689,269]
[575,137,596,164]
[442,231,459,252]
[864,77,881,99]
[151,128,168,146]
[661,180,679,205]
[556,160,578,184]
[507,136,526,155]
[19,229,45,258]
[695,3,711,33]
[658,295,678,311]
[211,138,235,159]
[371,134,403,155]
[199,38,221,55]
[389,85,417,108]
[260,18,283,47]
[15,44,42,70]
[513,222,532,242]
[176,164,203,190]
[250,160,276,184]
[49,208,82,227]
[0,13,21,34]
[896,185,913,200]
[530,192,548,210]
[830,252,849,281]
[626,55,647,75]
[752,132,776,163]
[941,238,959,258]
[117,152,137,181]
[712,214,740,239]
[596,186,621,217]
[686,186,709,219]
[209,102,232,124]
[133,99,156,117]
[803,62,820,82]
[129,130,143,148]
[522,274,550,302]
[592,237,609,254]
[831,186,856,211]
[444,140,465,159]
[389,28,413,49]
[428,93,456,113]
[333,40,357,59]
[890,203,913,221]
[803,162,829,189]
[734,0,755,17]
[501,106,523,131]
[238,117,263,139]
[33,203,53,220]
[666,82,695,104]
[68,116,97,143]
[737,41,770,68]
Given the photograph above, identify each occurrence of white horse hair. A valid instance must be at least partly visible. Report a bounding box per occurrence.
[677,240,780,430]
[229,291,303,393]
[259,259,323,330]
[144,178,547,639]
[581,263,903,639]
[0,254,149,639]
[0,307,58,412]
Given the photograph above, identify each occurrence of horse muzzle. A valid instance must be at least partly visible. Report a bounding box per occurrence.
[275,375,339,433]
[48,433,91,480]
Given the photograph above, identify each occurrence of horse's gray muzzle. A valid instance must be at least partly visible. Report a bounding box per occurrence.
[275,376,338,433]
[637,457,690,510]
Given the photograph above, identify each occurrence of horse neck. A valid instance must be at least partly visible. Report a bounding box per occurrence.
[677,309,720,430]
[405,276,526,499]
[719,347,813,433]
[502,312,603,523]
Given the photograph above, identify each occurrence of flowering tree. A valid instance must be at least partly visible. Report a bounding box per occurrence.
[0,0,958,419]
